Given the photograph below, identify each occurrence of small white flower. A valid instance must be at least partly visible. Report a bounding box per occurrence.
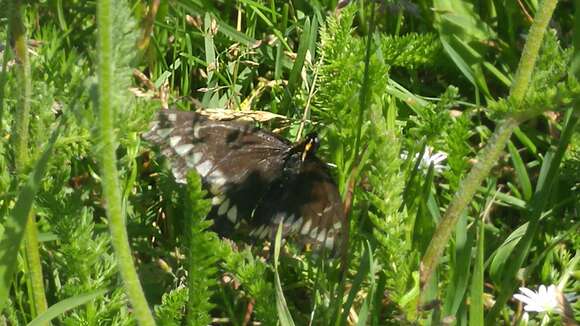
[513,285,561,313]
[401,146,448,174]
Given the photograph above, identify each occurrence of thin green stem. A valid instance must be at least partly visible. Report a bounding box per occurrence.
[10,0,31,169]
[9,0,48,320]
[509,0,559,105]
[24,212,48,318]
[420,0,559,292]
[96,1,156,325]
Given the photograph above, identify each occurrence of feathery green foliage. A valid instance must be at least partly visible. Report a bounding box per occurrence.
[154,286,188,326]
[380,33,442,69]
[47,208,126,323]
[221,247,278,325]
[183,172,216,325]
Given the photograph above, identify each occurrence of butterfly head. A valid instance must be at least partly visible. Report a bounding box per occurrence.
[301,132,319,162]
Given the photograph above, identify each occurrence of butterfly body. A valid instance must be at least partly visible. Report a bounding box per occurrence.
[143,109,345,255]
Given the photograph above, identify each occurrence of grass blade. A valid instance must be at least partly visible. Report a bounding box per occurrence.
[273,222,295,326]
[468,216,484,326]
[27,289,107,326]
[337,241,371,326]
[0,120,63,310]
[507,141,532,200]
[286,17,312,98]
[442,212,473,317]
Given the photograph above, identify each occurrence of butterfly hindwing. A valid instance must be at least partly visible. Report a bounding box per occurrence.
[251,158,346,254]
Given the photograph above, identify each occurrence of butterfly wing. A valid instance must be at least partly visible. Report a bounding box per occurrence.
[143,110,292,229]
[251,158,346,255]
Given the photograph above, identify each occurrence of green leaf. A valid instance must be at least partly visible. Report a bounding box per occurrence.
[433,0,495,41]
[483,61,512,88]
[440,37,476,87]
[513,127,538,155]
[484,188,526,209]
[488,222,528,284]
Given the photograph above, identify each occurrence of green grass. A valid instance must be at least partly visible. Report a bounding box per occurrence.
[1,0,579,325]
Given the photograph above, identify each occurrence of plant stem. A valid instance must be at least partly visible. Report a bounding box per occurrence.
[420,0,559,292]
[9,0,49,320]
[96,1,156,325]
[24,212,48,318]
[509,0,559,105]
[10,0,31,169]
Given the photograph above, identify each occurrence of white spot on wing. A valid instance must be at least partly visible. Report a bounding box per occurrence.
[324,236,334,249]
[333,221,342,230]
[207,169,225,184]
[196,160,213,177]
[227,205,237,223]
[156,128,173,138]
[309,226,319,238]
[207,170,227,193]
[285,214,295,226]
[252,225,265,238]
[143,127,158,140]
[212,196,224,206]
[171,166,186,184]
[300,219,312,235]
[218,198,230,215]
[193,125,202,138]
[175,144,194,156]
[169,135,182,147]
[209,184,222,195]
[213,176,227,187]
[290,217,303,233]
[317,229,327,243]
[259,226,270,239]
[186,152,202,167]
[167,113,177,121]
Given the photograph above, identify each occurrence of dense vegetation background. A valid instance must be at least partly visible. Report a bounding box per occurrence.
[0,0,579,325]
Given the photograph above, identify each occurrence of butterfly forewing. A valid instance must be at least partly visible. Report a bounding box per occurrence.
[144,109,346,254]
[143,110,290,224]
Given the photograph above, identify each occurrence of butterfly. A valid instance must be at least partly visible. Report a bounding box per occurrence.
[143,109,346,255]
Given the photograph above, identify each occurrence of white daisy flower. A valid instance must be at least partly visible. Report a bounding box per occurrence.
[401,146,448,174]
[513,284,561,313]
